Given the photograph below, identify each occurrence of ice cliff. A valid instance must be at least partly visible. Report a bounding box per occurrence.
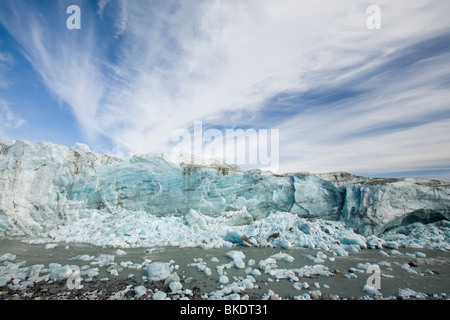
[0,140,449,248]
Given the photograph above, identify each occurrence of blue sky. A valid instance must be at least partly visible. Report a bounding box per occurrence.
[0,0,449,181]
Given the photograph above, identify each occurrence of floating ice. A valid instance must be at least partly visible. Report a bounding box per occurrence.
[304,254,324,263]
[414,252,426,258]
[226,250,245,261]
[0,253,16,262]
[219,275,229,284]
[363,284,381,296]
[242,278,254,289]
[70,254,94,261]
[226,250,246,269]
[401,263,419,275]
[398,288,428,299]
[81,267,99,278]
[26,264,44,282]
[48,263,72,281]
[270,252,294,262]
[339,235,367,249]
[147,262,173,281]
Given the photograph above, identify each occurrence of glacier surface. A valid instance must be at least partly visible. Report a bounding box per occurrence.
[0,140,449,250]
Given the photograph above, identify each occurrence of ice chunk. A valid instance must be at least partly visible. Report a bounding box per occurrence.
[226,250,246,269]
[110,269,119,276]
[398,288,427,299]
[363,284,381,296]
[185,209,208,230]
[339,235,367,249]
[27,264,44,281]
[401,263,418,275]
[316,251,327,260]
[204,267,212,276]
[304,254,324,263]
[109,285,133,300]
[219,275,229,284]
[48,264,73,280]
[169,281,183,293]
[292,282,304,290]
[334,247,348,257]
[0,276,9,286]
[366,235,384,249]
[414,252,426,258]
[278,239,291,249]
[70,254,94,261]
[270,252,294,262]
[242,278,254,290]
[153,291,167,300]
[147,262,173,281]
[378,251,389,257]
[115,249,127,256]
[81,267,99,278]
[163,273,180,286]
[258,257,277,271]
[223,231,242,244]
[233,260,245,269]
[95,254,115,267]
[378,261,391,267]
[134,286,147,298]
[251,269,261,277]
[0,253,16,262]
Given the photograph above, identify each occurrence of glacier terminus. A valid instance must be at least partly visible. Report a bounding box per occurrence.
[0,139,449,252]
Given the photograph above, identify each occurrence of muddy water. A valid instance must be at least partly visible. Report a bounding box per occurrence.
[1,238,449,299]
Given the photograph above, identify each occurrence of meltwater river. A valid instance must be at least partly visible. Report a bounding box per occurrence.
[1,239,449,300]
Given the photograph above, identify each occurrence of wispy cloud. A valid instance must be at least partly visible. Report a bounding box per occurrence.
[97,0,128,37]
[0,51,12,89]
[0,0,449,179]
[0,47,25,138]
[0,99,26,137]
[0,0,104,139]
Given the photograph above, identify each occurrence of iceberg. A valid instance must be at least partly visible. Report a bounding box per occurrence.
[0,140,449,250]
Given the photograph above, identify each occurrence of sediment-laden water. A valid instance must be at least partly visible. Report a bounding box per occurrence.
[1,239,449,300]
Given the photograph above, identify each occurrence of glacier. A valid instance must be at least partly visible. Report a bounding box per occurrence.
[0,139,449,250]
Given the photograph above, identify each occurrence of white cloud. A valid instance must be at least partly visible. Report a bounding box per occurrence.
[0,99,26,137]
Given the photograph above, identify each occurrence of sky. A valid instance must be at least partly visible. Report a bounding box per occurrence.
[0,0,449,181]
